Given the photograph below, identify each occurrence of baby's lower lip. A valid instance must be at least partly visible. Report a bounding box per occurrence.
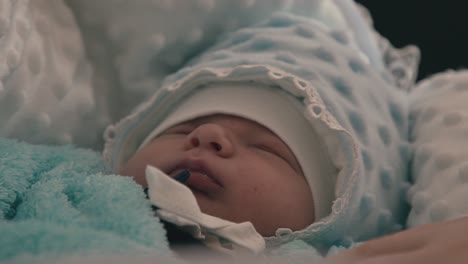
[183,171,222,194]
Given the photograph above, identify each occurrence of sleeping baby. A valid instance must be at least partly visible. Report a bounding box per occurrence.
[103,9,412,254]
[6,0,460,262]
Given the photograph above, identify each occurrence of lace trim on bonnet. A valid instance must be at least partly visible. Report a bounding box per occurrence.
[103,64,360,248]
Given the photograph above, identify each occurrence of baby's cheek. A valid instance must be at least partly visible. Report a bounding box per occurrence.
[120,161,148,187]
[119,150,158,187]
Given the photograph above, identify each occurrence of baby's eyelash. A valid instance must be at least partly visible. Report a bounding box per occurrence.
[255,145,274,153]
[254,144,281,157]
[253,144,292,166]
[164,125,193,135]
[171,129,191,135]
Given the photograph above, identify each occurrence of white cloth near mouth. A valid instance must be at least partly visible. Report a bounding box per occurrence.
[145,165,266,255]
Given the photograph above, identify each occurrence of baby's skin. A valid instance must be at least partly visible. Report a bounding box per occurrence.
[121,114,315,236]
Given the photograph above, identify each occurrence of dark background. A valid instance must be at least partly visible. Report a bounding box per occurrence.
[355,1,467,80]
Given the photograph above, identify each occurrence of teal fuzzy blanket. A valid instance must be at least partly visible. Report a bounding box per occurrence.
[0,138,336,263]
[0,137,175,262]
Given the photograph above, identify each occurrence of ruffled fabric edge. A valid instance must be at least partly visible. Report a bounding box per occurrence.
[354,2,421,91]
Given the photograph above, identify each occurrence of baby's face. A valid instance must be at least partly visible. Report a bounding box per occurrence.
[121,114,314,236]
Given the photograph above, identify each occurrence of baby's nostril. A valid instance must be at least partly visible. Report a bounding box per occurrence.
[191,137,200,147]
[211,142,222,151]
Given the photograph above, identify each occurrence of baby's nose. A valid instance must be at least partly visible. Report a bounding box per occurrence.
[185,124,234,157]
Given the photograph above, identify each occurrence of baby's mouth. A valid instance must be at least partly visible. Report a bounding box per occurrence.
[172,170,191,183]
[170,169,223,193]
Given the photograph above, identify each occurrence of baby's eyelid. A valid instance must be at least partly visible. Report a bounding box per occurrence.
[253,143,300,172]
[255,144,286,159]
[164,124,194,135]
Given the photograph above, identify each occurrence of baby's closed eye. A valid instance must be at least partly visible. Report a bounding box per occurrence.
[252,144,280,156]
[162,124,194,135]
[249,137,302,175]
[251,142,290,164]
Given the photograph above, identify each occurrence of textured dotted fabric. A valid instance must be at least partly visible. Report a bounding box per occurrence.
[66,0,313,118]
[0,0,99,148]
[408,70,468,227]
[106,12,410,248]
[67,0,376,121]
[2,0,368,150]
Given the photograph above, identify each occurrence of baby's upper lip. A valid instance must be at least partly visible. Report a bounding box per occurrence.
[170,158,223,187]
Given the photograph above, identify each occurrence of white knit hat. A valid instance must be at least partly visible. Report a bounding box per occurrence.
[138,82,336,220]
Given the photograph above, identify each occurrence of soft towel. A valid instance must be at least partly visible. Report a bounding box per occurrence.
[0,138,173,262]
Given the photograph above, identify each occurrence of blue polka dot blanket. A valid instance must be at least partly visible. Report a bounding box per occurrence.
[2,0,466,263]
